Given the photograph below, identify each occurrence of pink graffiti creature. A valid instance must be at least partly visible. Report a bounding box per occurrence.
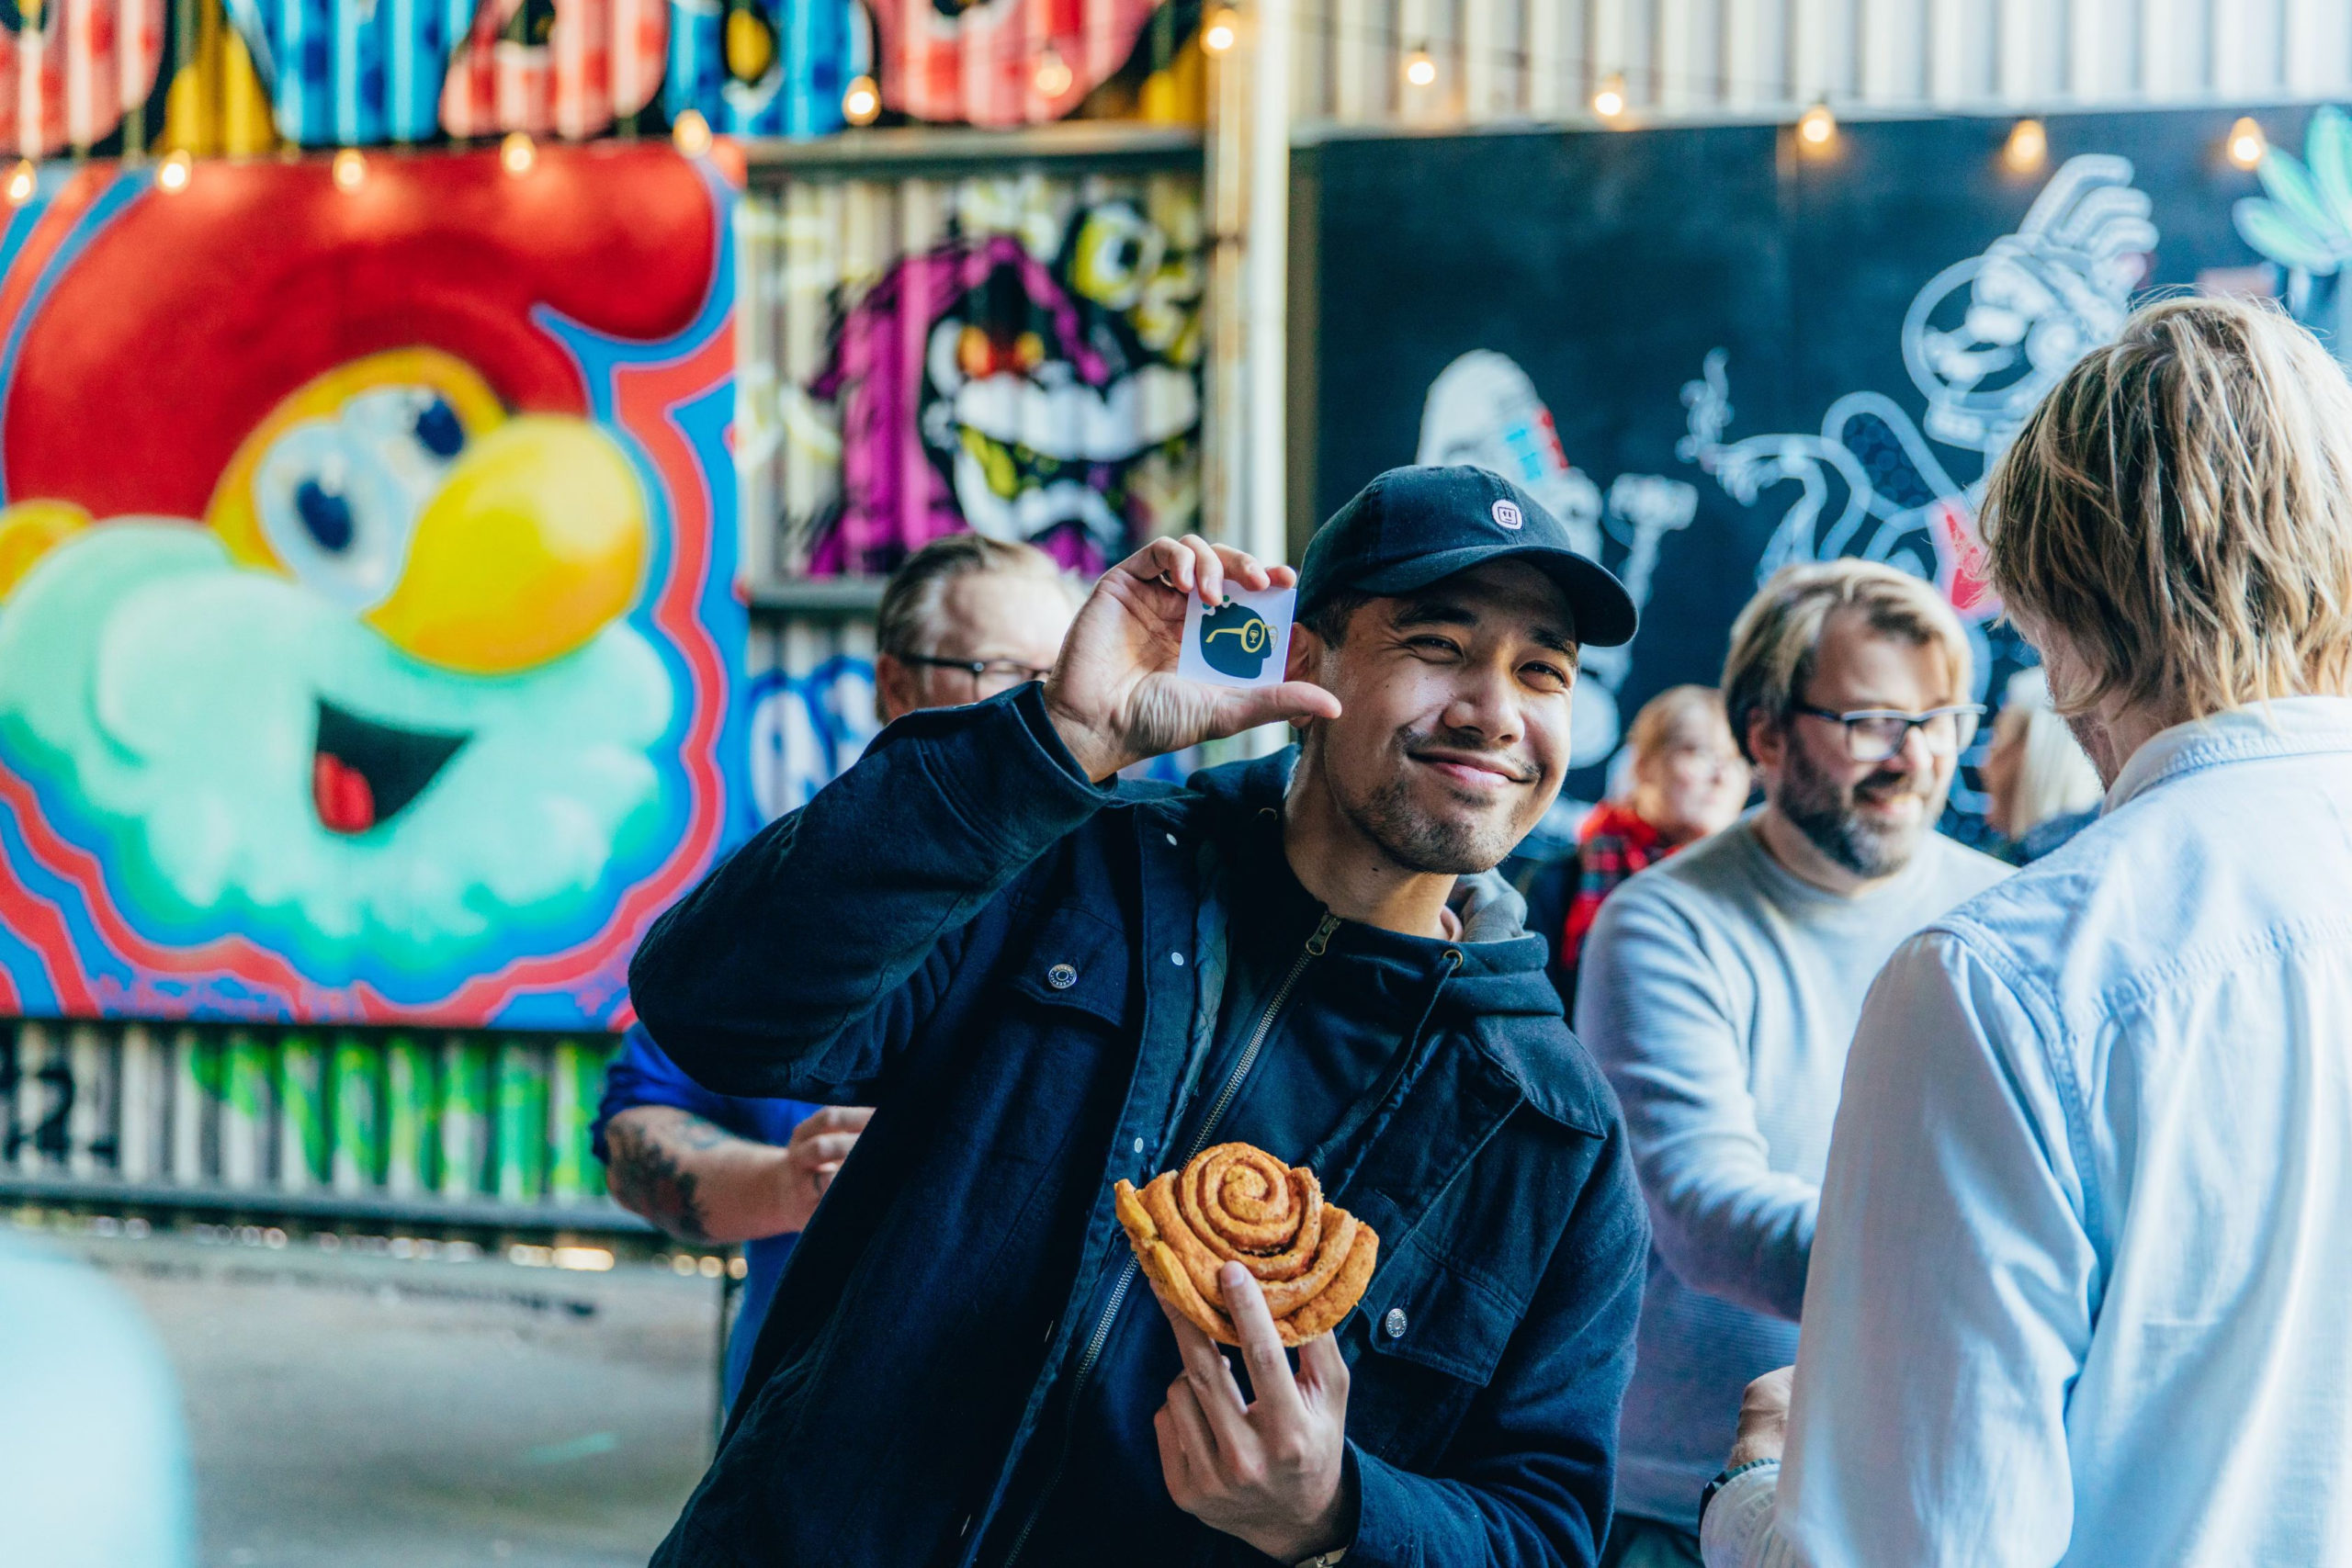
[807,200,1203,579]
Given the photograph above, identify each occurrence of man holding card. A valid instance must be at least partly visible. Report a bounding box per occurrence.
[630,466,1652,1568]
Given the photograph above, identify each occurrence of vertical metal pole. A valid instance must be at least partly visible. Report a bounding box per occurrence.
[1240,0,1295,756]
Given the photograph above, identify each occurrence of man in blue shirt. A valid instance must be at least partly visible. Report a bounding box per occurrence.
[596,531,1079,1403]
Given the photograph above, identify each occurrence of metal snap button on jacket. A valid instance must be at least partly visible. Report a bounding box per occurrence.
[1046,963,1078,990]
[1385,1307,1408,1339]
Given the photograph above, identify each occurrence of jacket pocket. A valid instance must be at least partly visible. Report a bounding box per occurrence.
[1000,902,1136,1029]
[1342,1238,1523,1468]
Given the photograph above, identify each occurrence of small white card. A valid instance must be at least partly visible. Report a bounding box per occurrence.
[1178,584,1296,690]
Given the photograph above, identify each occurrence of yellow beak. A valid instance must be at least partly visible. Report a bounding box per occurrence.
[364,417,648,676]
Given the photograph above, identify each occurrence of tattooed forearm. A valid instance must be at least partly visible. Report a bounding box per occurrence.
[605,1108,719,1242]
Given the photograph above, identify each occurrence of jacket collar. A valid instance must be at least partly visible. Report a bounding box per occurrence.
[2107,696,2352,813]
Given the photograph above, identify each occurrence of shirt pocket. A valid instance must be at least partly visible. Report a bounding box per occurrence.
[1343,1239,1523,1470]
[972,904,1138,1168]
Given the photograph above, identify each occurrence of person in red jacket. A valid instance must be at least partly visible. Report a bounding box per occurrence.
[1556,686,1749,1005]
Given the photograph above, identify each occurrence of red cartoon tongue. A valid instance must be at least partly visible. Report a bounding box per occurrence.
[312,752,378,835]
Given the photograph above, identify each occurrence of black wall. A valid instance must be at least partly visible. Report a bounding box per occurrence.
[1301,104,2315,809]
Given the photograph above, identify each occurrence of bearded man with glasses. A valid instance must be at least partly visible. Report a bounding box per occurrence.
[1572,558,2008,1568]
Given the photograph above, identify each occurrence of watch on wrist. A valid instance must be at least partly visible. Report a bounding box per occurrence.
[1699,1456,1780,1527]
[1293,1550,1347,1567]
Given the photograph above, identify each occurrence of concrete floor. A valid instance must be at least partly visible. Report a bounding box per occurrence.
[59,1227,726,1568]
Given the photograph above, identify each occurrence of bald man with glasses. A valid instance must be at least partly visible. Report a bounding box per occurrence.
[1571,560,2008,1568]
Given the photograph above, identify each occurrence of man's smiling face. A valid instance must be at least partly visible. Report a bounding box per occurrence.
[1294,559,1578,874]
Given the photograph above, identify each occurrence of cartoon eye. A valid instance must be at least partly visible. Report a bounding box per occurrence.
[414,396,466,458]
[1069,204,1162,312]
[256,427,417,612]
[296,478,356,552]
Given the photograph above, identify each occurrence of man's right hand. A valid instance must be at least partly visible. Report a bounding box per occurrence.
[775,1105,872,1235]
[1043,536,1342,782]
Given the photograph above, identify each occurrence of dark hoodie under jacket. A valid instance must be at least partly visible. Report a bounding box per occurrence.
[628,682,1651,1568]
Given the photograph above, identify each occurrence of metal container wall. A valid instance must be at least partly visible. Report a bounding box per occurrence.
[0,1020,621,1218]
[666,0,854,137]
[746,615,883,817]
[736,166,1208,581]
[1292,0,2352,127]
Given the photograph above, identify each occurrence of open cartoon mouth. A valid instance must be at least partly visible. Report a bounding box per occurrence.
[311,700,469,836]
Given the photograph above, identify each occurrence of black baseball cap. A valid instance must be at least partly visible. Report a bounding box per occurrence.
[1295,465,1637,648]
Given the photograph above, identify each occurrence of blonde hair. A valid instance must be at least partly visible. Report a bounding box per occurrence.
[1626,685,1729,763]
[1982,295,2352,719]
[1994,669,2102,837]
[1721,559,1973,763]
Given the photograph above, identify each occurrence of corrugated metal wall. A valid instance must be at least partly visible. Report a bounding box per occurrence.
[1291,0,2352,127]
[0,1021,618,1221]
[734,164,1208,583]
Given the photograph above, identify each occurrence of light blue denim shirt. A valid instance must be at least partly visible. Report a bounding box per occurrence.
[1704,698,2352,1567]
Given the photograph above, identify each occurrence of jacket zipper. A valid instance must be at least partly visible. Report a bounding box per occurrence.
[994,910,1342,1566]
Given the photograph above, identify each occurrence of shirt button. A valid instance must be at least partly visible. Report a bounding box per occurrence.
[1133,1136,1147,1155]
[1170,952,1186,967]
[1384,1307,1408,1339]
[1046,963,1077,989]
[1165,832,1179,846]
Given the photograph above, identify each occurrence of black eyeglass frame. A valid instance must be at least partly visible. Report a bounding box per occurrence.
[1792,701,1988,762]
[899,654,1055,684]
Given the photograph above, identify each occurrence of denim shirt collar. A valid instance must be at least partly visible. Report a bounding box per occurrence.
[2106,695,2352,813]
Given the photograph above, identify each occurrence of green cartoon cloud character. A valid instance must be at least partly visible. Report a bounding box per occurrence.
[1198,602,1272,679]
[0,150,721,998]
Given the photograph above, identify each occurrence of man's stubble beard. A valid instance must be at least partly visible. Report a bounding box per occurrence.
[1329,728,1541,876]
[1776,733,1942,880]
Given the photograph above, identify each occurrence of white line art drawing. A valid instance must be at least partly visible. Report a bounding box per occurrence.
[1678,154,2157,720]
[1418,349,1698,769]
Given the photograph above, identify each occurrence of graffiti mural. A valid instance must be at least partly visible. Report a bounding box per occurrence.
[1675,153,2158,802]
[0,0,1201,156]
[2234,106,2352,359]
[779,177,1204,579]
[1417,350,1698,768]
[0,144,746,1027]
[665,0,856,138]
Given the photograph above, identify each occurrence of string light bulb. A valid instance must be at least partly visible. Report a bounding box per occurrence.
[1796,100,1837,150]
[3,159,32,207]
[2228,116,2267,169]
[2002,118,2046,172]
[842,74,880,125]
[1592,73,1625,119]
[156,150,192,193]
[332,148,367,190]
[1403,45,1436,88]
[1035,45,1073,97]
[1201,6,1238,54]
[672,107,714,156]
[500,131,535,175]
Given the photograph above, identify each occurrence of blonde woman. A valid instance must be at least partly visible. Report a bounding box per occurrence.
[1980,667,2102,863]
[1704,298,2352,1567]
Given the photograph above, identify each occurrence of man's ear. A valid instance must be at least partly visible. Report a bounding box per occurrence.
[1285,624,1325,683]
[1285,625,1330,737]
[875,653,920,725]
[1745,708,1784,774]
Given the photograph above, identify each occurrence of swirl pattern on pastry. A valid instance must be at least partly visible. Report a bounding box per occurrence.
[1114,1142,1380,1348]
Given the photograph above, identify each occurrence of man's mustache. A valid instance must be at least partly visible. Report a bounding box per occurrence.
[1401,729,1542,786]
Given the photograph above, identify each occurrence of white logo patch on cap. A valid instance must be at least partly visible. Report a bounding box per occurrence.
[1491,498,1523,530]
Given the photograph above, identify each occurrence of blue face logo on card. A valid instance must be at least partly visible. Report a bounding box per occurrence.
[1199,602,1273,677]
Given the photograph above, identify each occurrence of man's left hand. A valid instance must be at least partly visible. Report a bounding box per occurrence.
[1726,1365,1794,1470]
[1151,1262,1354,1563]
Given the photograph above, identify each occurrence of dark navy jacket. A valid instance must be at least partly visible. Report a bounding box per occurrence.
[630,684,1650,1568]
